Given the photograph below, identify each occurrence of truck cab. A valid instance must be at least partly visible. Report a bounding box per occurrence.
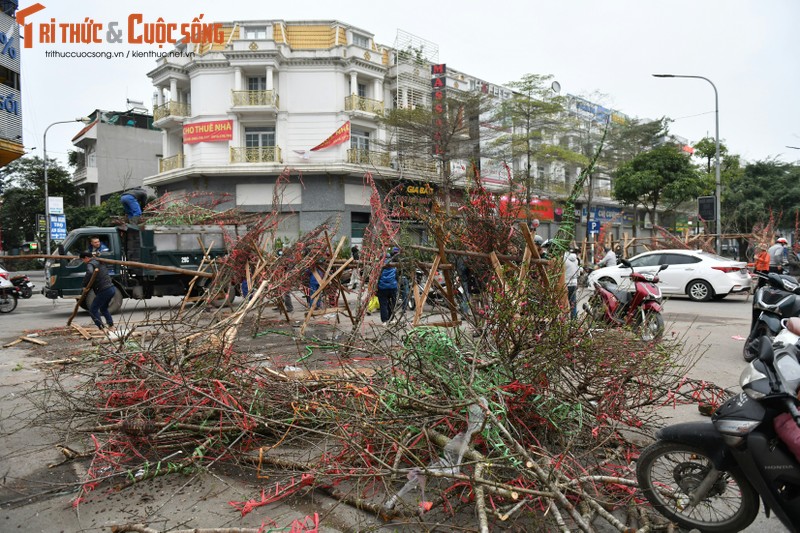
[44,227,120,299]
[44,224,239,311]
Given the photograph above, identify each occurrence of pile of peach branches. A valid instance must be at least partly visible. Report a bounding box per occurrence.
[24,176,723,532]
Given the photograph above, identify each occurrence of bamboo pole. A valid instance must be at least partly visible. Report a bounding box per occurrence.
[1,254,215,278]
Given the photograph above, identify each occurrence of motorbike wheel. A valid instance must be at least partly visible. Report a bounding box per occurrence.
[636,441,759,532]
[20,286,32,299]
[0,292,17,313]
[583,293,602,320]
[743,325,770,362]
[638,311,665,342]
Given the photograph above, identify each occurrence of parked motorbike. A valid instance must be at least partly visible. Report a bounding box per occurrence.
[743,271,800,361]
[10,274,34,299]
[637,318,800,532]
[582,259,667,341]
[0,277,18,313]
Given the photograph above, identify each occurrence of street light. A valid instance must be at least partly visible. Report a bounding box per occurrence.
[43,117,91,255]
[652,74,721,254]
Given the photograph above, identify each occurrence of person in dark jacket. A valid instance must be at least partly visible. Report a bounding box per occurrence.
[120,187,148,223]
[80,252,116,330]
[377,249,399,324]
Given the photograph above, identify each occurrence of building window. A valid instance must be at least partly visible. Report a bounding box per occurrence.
[247,76,267,91]
[244,26,267,40]
[245,126,275,148]
[352,33,369,48]
[357,83,367,98]
[351,129,370,151]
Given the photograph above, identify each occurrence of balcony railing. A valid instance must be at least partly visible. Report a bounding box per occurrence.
[230,146,282,163]
[231,90,279,108]
[347,149,390,167]
[397,157,437,174]
[344,95,384,115]
[153,101,191,122]
[159,154,185,173]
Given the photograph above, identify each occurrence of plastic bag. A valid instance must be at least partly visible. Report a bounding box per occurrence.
[367,295,380,313]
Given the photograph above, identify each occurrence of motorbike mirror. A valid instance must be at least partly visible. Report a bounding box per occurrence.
[658,264,669,272]
[620,259,632,268]
[758,335,775,365]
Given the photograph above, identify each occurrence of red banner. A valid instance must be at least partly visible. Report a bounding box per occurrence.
[498,196,556,221]
[183,120,233,144]
[311,121,350,151]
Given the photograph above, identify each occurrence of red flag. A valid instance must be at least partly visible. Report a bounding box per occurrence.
[310,121,351,151]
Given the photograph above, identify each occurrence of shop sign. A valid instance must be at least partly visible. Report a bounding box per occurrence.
[183,120,233,144]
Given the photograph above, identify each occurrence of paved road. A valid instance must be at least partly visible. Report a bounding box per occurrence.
[0,272,789,531]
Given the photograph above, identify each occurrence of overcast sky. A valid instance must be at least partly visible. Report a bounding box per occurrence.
[18,0,800,168]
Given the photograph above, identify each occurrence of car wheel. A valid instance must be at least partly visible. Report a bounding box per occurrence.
[687,280,713,302]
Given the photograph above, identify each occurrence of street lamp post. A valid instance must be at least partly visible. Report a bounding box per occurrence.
[652,74,721,254]
[43,118,91,256]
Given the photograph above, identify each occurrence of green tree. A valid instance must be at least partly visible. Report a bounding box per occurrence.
[491,73,584,203]
[613,144,709,226]
[692,136,729,174]
[0,156,80,250]
[724,159,800,234]
[602,117,669,171]
[381,91,486,213]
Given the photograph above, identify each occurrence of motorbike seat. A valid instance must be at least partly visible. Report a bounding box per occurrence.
[610,288,632,306]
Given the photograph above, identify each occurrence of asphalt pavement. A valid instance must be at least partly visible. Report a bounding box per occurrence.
[0,272,790,532]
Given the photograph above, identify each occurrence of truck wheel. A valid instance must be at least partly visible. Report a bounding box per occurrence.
[108,289,123,314]
[82,289,123,314]
[82,291,94,311]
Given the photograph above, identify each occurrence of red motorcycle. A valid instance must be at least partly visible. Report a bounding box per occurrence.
[583,259,667,341]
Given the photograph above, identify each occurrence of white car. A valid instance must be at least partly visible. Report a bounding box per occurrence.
[587,249,752,301]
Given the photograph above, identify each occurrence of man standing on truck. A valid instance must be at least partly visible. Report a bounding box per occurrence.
[120,187,148,224]
[79,252,116,331]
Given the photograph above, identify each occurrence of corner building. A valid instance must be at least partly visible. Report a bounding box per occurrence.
[147,21,401,242]
[145,20,647,243]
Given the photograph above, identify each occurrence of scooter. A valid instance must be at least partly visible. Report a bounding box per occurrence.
[743,271,800,361]
[10,274,34,299]
[0,277,18,313]
[582,259,667,341]
[636,318,800,532]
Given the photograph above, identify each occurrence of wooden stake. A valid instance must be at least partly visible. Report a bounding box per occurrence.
[67,269,98,326]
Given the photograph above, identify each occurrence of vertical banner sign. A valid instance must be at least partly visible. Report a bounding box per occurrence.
[431,64,446,157]
[37,214,46,235]
[48,196,64,215]
[50,214,67,241]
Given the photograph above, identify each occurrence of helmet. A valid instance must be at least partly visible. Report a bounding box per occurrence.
[542,239,551,248]
[778,238,789,244]
[533,235,544,245]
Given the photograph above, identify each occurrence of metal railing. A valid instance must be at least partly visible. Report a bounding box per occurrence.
[153,101,191,122]
[230,146,282,163]
[397,157,437,175]
[347,149,390,167]
[159,154,185,173]
[231,90,279,108]
[344,95,384,114]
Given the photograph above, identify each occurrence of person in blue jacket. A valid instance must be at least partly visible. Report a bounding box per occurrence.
[377,248,399,324]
